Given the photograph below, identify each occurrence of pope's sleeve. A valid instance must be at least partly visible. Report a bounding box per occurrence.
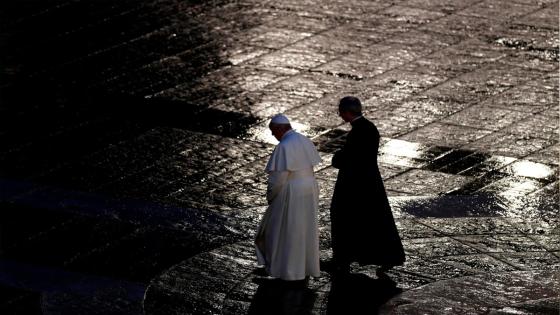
[267,171,289,204]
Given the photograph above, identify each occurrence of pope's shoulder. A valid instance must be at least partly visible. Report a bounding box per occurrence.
[280,130,314,146]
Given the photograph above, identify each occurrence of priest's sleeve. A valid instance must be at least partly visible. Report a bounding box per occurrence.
[332,149,347,169]
[266,171,289,204]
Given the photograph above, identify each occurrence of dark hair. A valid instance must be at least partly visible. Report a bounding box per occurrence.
[338,96,362,114]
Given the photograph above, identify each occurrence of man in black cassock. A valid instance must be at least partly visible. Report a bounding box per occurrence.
[330,96,405,275]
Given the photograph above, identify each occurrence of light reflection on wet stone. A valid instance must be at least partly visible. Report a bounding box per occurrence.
[504,160,556,179]
[1,0,558,313]
[381,270,559,315]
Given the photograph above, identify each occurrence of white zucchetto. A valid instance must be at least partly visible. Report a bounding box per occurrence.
[270,114,290,125]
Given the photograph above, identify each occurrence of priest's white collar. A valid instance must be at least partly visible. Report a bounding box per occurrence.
[351,115,363,123]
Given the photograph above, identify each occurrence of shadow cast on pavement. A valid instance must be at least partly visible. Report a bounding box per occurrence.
[248,278,316,315]
[327,273,402,315]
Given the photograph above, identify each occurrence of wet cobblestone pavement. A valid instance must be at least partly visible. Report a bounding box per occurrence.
[1,0,558,314]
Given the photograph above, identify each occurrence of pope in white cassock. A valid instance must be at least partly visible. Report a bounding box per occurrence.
[255,114,322,281]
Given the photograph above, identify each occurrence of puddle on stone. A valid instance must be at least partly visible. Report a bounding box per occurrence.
[391,183,558,220]
[379,139,432,159]
[504,160,557,180]
[389,194,508,218]
[437,152,491,175]
[377,139,452,168]
[459,155,517,177]
[424,149,475,172]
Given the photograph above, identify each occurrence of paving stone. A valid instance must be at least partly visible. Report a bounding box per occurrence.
[0,204,76,251]
[42,287,143,315]
[424,149,486,174]
[484,83,558,113]
[401,0,483,14]
[367,69,449,96]
[314,166,338,182]
[289,33,366,60]
[400,122,493,147]
[433,254,518,274]
[221,299,252,315]
[285,94,349,130]
[0,284,42,315]
[394,219,442,239]
[383,28,463,49]
[412,40,507,75]
[446,173,509,195]
[270,0,390,20]
[2,214,138,269]
[380,138,452,161]
[498,51,559,71]
[249,73,354,116]
[418,217,520,235]
[306,25,390,52]
[361,87,416,111]
[528,181,560,209]
[453,154,514,177]
[489,297,560,315]
[259,12,338,33]
[378,5,446,25]
[373,111,442,139]
[463,130,557,158]
[501,160,557,181]
[504,113,559,140]
[490,252,560,270]
[358,267,434,291]
[144,241,258,315]
[402,236,480,258]
[393,255,478,280]
[315,44,426,80]
[373,98,466,139]
[245,49,324,75]
[507,217,560,235]
[381,270,560,314]
[478,175,548,197]
[434,152,493,175]
[492,22,559,52]
[379,162,412,180]
[426,63,535,105]
[245,26,316,49]
[316,178,336,203]
[528,234,560,251]
[515,2,560,29]
[35,128,197,191]
[1,118,150,179]
[453,234,547,253]
[460,0,539,21]
[441,104,528,131]
[420,13,506,37]
[384,169,472,195]
[1,0,558,314]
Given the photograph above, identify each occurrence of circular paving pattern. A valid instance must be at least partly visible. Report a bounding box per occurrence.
[144,237,559,314]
